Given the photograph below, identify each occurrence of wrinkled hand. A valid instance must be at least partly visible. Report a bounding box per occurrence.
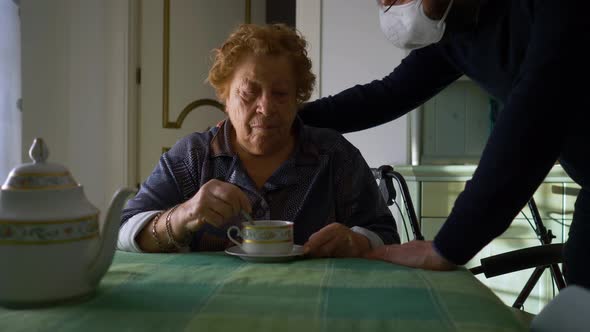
[303,223,371,258]
[177,179,251,232]
[364,240,456,271]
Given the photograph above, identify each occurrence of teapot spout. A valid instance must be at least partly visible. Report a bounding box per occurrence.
[87,187,137,285]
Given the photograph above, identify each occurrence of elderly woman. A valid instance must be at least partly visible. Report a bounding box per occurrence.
[118,24,400,257]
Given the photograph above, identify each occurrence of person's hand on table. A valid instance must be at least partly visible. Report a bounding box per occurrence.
[174,179,251,237]
[303,223,371,258]
[364,240,457,271]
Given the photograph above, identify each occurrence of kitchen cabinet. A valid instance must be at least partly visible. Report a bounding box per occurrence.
[392,165,576,314]
[421,81,492,165]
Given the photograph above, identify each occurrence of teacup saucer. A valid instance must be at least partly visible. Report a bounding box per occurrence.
[225,245,304,263]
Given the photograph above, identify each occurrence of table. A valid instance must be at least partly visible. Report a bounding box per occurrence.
[0,251,527,331]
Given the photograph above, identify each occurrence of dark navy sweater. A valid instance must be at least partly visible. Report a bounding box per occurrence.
[299,0,590,264]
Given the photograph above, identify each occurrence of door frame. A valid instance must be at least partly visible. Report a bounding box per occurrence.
[109,0,140,189]
[118,0,141,187]
[127,0,140,187]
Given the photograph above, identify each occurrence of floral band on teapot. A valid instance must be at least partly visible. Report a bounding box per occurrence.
[2,172,78,191]
[0,214,99,245]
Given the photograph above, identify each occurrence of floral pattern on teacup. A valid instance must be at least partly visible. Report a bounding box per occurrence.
[0,215,99,245]
[243,228,292,242]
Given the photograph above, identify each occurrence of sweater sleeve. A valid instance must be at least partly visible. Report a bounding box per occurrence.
[298,45,462,133]
[434,1,588,265]
[120,141,193,226]
[333,136,401,245]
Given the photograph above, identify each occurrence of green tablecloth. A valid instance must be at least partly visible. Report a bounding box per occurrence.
[0,251,526,332]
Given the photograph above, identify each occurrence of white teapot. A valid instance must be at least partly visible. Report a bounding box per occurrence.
[0,138,136,307]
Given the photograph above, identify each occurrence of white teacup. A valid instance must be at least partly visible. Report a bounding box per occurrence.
[227,220,294,255]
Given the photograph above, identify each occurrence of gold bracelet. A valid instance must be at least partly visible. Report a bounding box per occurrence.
[151,212,169,252]
[165,204,189,250]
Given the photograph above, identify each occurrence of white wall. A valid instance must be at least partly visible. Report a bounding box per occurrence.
[320,0,410,167]
[20,0,133,213]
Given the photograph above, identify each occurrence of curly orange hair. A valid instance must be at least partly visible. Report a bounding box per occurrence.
[208,23,316,104]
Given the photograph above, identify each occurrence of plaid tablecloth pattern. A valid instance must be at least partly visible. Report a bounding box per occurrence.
[0,251,526,332]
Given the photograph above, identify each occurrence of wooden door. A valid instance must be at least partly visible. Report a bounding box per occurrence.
[138,0,265,182]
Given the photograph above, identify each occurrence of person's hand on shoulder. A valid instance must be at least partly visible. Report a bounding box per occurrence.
[364,240,457,271]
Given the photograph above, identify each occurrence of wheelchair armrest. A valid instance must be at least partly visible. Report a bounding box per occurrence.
[470,243,564,278]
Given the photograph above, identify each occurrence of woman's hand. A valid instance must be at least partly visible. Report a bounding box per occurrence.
[137,179,250,253]
[175,179,251,234]
[303,223,371,258]
[364,240,457,271]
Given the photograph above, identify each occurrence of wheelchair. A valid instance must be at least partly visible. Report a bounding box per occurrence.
[372,164,566,322]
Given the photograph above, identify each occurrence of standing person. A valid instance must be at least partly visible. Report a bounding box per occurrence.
[299,0,590,288]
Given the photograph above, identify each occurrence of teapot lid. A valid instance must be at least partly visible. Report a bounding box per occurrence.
[1,138,78,191]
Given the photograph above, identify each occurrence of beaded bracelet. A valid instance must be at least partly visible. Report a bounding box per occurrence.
[165,204,189,250]
[151,212,169,252]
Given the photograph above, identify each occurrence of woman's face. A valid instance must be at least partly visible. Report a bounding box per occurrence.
[225,53,298,157]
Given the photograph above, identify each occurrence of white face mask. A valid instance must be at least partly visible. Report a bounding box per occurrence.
[378,0,454,50]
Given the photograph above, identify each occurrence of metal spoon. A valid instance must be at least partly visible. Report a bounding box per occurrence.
[241,210,255,225]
